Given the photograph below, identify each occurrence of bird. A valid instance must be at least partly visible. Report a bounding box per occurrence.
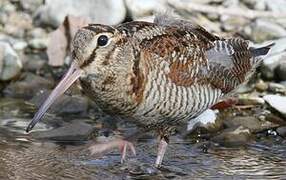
[26,14,273,167]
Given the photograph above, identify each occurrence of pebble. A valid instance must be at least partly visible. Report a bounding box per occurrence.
[3,73,53,99]
[0,41,22,81]
[211,126,253,146]
[223,116,278,133]
[250,19,286,42]
[264,95,286,118]
[268,82,286,93]
[34,0,126,27]
[30,90,88,116]
[276,126,286,137]
[274,62,286,81]
[255,80,268,92]
[28,38,48,50]
[125,0,167,19]
[238,95,265,106]
[31,121,95,141]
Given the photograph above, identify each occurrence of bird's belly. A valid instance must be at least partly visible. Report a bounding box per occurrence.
[134,83,223,126]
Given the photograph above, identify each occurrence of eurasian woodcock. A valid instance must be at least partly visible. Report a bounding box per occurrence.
[26,15,273,167]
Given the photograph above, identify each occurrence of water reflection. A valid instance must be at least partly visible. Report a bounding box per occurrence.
[0,98,286,179]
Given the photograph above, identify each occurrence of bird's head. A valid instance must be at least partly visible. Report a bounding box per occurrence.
[26,24,126,132]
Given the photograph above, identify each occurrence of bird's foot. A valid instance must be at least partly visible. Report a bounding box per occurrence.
[155,138,168,168]
[89,139,136,163]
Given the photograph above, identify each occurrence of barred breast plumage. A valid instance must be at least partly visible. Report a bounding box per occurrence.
[26,14,273,167]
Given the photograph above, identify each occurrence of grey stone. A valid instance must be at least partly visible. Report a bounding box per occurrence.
[211,126,253,146]
[4,12,33,38]
[221,15,250,32]
[224,116,278,133]
[260,38,286,80]
[12,40,28,51]
[3,73,54,99]
[238,95,265,106]
[34,0,126,27]
[19,0,43,13]
[275,62,286,81]
[125,0,167,19]
[30,90,88,115]
[250,20,286,42]
[268,82,286,93]
[0,41,22,81]
[31,121,95,141]
[265,0,286,13]
[28,38,48,50]
[264,95,286,117]
[277,126,286,137]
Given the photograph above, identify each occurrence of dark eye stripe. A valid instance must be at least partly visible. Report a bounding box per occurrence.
[80,48,97,68]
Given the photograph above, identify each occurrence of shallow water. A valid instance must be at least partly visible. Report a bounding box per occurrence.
[0,98,286,179]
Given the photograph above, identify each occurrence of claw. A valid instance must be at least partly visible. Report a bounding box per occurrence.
[89,139,136,163]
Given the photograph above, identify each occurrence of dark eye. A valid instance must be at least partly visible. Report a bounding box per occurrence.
[97,35,108,46]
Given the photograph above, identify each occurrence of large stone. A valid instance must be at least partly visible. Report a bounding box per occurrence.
[34,0,126,27]
[265,0,286,13]
[4,12,33,38]
[125,0,167,19]
[211,126,253,146]
[260,38,286,80]
[224,116,278,133]
[275,61,286,81]
[0,41,22,81]
[250,20,286,42]
[277,126,286,138]
[30,90,88,116]
[3,73,54,99]
[31,121,95,141]
[264,95,286,118]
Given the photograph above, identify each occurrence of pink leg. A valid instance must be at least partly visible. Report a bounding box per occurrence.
[155,138,168,167]
[89,138,136,163]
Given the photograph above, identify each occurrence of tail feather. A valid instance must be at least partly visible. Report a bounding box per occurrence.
[250,43,275,57]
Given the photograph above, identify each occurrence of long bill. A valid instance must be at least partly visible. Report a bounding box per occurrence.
[26,62,83,133]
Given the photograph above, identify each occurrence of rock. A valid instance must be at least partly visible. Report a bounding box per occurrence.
[268,82,286,93]
[22,54,46,72]
[277,126,286,137]
[260,38,286,80]
[253,0,266,10]
[255,80,268,92]
[4,12,33,38]
[30,90,88,116]
[275,61,286,81]
[125,0,167,19]
[27,27,48,39]
[220,15,250,32]
[242,0,266,10]
[34,0,126,27]
[250,20,286,42]
[28,38,48,50]
[238,95,265,106]
[265,0,286,13]
[12,40,28,51]
[211,126,253,146]
[187,109,220,131]
[0,41,22,81]
[224,116,278,133]
[3,73,54,99]
[19,0,43,13]
[264,95,286,118]
[31,121,95,141]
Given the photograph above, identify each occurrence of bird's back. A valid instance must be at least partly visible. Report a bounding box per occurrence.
[114,16,272,126]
